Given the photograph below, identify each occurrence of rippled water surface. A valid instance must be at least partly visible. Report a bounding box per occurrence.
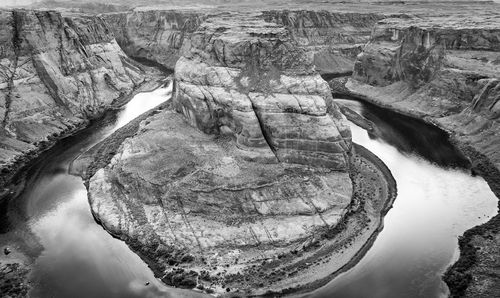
[305,99,498,298]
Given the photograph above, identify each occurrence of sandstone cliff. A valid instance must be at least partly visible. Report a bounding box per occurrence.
[103,9,385,77]
[0,9,152,190]
[86,13,397,295]
[103,10,206,71]
[173,14,352,169]
[349,16,500,174]
[262,10,384,77]
[342,15,500,298]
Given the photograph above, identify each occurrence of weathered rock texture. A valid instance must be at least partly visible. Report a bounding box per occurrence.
[86,13,396,296]
[173,14,352,169]
[343,14,500,298]
[262,10,384,77]
[349,17,500,178]
[88,109,354,293]
[102,9,387,76]
[0,9,148,189]
[103,10,206,70]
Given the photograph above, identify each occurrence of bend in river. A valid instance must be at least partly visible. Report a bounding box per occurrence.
[305,99,498,298]
[2,89,497,297]
[0,83,207,298]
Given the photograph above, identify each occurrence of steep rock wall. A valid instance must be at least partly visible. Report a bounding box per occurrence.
[353,19,500,87]
[345,16,500,298]
[103,9,386,76]
[173,14,352,169]
[103,10,206,71]
[262,10,384,76]
[83,13,400,297]
[350,18,500,168]
[0,9,147,188]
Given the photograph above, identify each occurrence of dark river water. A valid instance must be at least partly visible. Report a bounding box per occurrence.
[304,99,498,298]
[1,92,497,298]
[2,83,204,298]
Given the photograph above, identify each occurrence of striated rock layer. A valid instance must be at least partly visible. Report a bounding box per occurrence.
[341,15,500,298]
[0,9,155,190]
[86,13,396,295]
[89,110,353,293]
[261,10,384,77]
[102,8,388,76]
[86,107,396,296]
[173,14,352,169]
[103,10,206,71]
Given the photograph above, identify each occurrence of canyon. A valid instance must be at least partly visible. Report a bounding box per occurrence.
[0,9,164,195]
[0,1,499,297]
[85,12,396,295]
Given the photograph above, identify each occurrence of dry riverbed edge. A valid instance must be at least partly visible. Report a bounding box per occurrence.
[76,101,397,296]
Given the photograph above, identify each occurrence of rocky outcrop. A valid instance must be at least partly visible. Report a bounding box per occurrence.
[343,15,500,298]
[0,9,153,190]
[262,10,384,77]
[103,9,386,77]
[86,106,397,295]
[350,16,500,173]
[103,10,206,71]
[173,14,352,169]
[88,109,354,293]
[86,13,397,296]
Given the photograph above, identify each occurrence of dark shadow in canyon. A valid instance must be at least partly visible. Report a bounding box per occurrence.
[335,95,471,170]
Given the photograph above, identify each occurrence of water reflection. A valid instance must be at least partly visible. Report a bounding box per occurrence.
[5,82,205,298]
[305,99,498,298]
[336,98,470,169]
[4,91,497,298]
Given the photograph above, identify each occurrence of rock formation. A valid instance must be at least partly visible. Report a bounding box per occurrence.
[104,8,385,76]
[103,10,206,71]
[3,1,497,297]
[0,9,155,190]
[86,13,396,295]
[342,14,500,298]
[262,10,383,77]
[173,14,352,168]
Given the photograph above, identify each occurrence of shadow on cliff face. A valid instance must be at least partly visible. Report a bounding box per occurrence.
[337,97,470,169]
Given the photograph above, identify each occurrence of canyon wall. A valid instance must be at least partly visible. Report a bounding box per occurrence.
[350,17,500,171]
[0,9,151,189]
[103,10,206,71]
[85,13,391,296]
[103,9,384,76]
[173,15,352,168]
[2,4,496,297]
[345,16,500,298]
[262,10,383,76]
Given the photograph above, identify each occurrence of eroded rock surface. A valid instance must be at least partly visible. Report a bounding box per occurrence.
[0,9,153,189]
[86,13,396,295]
[89,110,354,292]
[173,14,351,169]
[262,10,384,77]
[342,13,500,297]
[87,105,397,295]
[104,10,206,70]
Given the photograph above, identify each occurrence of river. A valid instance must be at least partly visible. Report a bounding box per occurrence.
[1,91,497,298]
[305,99,498,298]
[1,82,204,298]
